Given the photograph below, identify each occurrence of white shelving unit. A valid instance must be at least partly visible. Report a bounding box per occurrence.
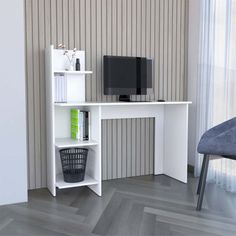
[45,45,190,198]
[45,45,101,197]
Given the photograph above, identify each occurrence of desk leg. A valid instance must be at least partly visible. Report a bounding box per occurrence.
[163,104,189,183]
[87,106,102,196]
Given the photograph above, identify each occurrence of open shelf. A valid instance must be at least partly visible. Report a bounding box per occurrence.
[54,102,89,107]
[55,138,98,148]
[56,174,99,189]
[54,70,92,75]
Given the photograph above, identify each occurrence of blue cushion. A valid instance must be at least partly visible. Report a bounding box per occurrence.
[197,118,236,157]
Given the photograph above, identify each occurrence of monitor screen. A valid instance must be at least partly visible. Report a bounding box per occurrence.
[104,55,152,95]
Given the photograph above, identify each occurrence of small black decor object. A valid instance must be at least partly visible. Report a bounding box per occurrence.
[75,58,81,71]
[59,148,88,183]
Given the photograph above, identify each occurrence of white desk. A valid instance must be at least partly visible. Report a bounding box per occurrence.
[47,101,191,197]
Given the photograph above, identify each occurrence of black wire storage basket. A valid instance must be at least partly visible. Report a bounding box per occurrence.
[59,148,88,183]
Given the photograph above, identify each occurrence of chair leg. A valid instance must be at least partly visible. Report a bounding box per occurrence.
[197,157,207,194]
[196,155,210,211]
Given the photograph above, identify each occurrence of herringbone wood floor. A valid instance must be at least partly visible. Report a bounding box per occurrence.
[1,175,236,236]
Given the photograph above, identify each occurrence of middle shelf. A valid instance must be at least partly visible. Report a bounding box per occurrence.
[55,138,98,148]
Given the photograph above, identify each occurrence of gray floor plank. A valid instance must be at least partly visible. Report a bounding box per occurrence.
[1,174,236,236]
[138,212,156,236]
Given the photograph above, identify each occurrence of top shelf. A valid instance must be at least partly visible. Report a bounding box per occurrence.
[54,70,93,75]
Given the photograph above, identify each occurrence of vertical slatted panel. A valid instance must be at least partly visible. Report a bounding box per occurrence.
[176,0,181,100]
[80,0,85,50]
[126,119,132,177]
[106,0,112,102]
[38,0,47,187]
[117,120,122,178]
[154,0,160,100]
[168,0,173,100]
[112,120,117,179]
[50,0,57,44]
[91,0,97,101]
[32,0,41,188]
[122,120,127,178]
[131,119,136,176]
[126,0,132,56]
[101,0,106,102]
[146,0,152,101]
[96,0,102,102]
[184,0,189,101]
[44,0,51,186]
[85,0,91,101]
[25,0,188,187]
[57,0,63,45]
[107,120,112,179]
[121,0,127,56]
[68,0,74,48]
[140,119,145,175]
[172,0,177,100]
[159,0,164,99]
[74,0,80,48]
[136,119,141,176]
[163,0,168,99]
[180,0,186,100]
[25,0,35,189]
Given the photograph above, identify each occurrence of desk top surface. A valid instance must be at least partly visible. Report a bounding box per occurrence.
[55,101,192,107]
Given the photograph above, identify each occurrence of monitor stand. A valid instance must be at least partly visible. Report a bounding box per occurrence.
[119,95,151,102]
[119,95,131,102]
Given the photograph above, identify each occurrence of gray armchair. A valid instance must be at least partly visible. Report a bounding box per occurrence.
[196,117,236,210]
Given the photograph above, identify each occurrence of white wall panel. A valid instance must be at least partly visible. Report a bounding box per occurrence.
[0,0,27,204]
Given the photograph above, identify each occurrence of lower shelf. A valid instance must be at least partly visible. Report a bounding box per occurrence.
[56,174,99,189]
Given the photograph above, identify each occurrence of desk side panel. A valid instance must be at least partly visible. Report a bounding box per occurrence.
[88,106,102,196]
[45,46,56,196]
[163,104,189,183]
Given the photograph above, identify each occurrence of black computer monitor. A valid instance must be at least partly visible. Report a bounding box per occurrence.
[103,55,152,102]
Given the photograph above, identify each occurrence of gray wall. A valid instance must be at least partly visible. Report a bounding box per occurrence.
[25,0,188,189]
[0,0,27,205]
